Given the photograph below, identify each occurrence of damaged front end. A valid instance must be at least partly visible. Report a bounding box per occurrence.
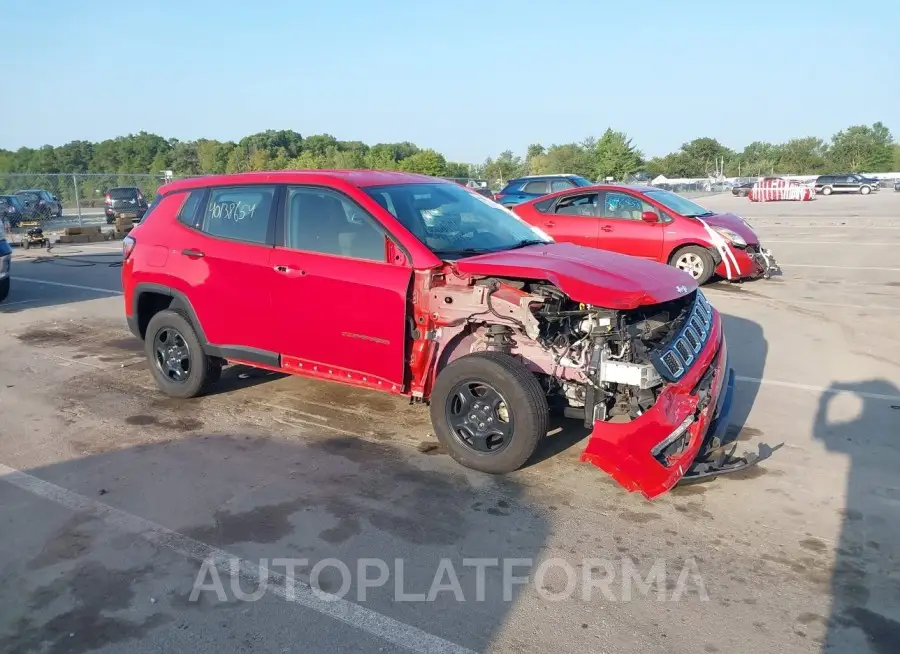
[427,273,757,498]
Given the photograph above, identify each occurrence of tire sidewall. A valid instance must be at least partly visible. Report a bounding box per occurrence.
[822,186,833,195]
[144,310,210,399]
[430,354,546,474]
[860,185,870,195]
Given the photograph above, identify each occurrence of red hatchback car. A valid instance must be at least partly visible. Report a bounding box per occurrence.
[122,171,753,499]
[512,185,779,284]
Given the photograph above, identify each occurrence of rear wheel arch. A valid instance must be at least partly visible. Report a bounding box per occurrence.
[133,283,207,343]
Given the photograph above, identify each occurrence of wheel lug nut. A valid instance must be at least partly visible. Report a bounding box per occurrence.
[478,422,485,429]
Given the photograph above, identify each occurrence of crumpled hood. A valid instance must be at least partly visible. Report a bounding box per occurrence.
[453,242,697,309]
[699,213,759,245]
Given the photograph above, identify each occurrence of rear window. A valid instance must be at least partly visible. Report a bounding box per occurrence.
[109,188,140,200]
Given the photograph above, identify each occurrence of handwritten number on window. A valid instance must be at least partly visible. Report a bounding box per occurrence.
[208,200,258,222]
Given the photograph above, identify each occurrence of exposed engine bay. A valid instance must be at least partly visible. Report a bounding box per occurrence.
[428,275,704,426]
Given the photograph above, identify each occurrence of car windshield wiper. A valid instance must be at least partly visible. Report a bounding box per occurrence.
[432,248,495,257]
[685,211,714,217]
[504,239,549,250]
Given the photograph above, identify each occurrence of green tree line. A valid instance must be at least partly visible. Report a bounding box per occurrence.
[1,122,896,192]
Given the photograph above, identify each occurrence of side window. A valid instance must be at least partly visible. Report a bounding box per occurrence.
[200,186,275,244]
[554,193,598,216]
[533,197,556,213]
[285,187,386,262]
[522,180,549,194]
[550,179,574,192]
[177,190,204,227]
[601,192,645,220]
[845,176,856,184]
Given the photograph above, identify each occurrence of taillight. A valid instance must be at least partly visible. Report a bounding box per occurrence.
[137,193,143,202]
[495,193,506,202]
[105,193,111,204]
[122,235,136,260]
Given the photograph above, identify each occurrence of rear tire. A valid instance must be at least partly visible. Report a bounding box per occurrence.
[822,186,833,196]
[430,352,548,474]
[670,245,715,285]
[144,309,221,399]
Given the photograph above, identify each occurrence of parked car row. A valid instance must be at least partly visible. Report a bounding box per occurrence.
[0,189,63,225]
[122,170,753,499]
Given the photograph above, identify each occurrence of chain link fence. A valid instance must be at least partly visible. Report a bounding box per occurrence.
[0,173,171,227]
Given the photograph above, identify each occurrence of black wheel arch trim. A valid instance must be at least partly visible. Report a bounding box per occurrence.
[132,283,281,368]
[132,283,208,344]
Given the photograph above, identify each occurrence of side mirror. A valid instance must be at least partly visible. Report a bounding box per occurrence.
[386,237,408,266]
[641,211,659,223]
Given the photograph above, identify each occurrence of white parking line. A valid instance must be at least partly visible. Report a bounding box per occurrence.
[704,294,900,312]
[0,462,474,654]
[778,264,900,271]
[736,376,900,402]
[762,241,896,246]
[10,277,122,295]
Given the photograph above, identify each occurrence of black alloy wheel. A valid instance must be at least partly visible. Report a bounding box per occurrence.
[153,326,192,383]
[445,379,514,454]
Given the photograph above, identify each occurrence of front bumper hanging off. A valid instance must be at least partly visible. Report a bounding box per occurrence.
[751,247,780,279]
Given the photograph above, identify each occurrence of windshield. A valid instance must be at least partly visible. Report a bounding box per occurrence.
[16,192,39,203]
[644,189,713,217]
[364,182,552,258]
[109,187,140,200]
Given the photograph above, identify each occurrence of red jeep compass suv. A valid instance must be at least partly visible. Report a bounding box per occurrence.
[122,170,751,498]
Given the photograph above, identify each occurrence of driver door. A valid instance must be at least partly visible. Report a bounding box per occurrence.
[268,186,413,388]
[595,190,665,261]
[537,192,601,248]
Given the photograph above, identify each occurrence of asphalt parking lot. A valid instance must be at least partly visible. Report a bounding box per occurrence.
[1,191,899,654]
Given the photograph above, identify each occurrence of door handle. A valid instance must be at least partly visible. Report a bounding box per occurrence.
[600,226,613,233]
[274,265,306,276]
[543,221,556,228]
[181,248,205,258]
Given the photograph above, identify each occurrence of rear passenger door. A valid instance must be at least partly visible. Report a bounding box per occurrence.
[268,186,412,388]
[171,185,279,361]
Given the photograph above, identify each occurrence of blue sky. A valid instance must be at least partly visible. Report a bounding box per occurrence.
[2,0,896,162]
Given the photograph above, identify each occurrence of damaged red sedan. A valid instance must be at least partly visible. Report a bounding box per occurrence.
[122,171,750,499]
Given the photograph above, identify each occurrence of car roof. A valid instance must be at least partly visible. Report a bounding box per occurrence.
[509,174,584,182]
[521,183,669,204]
[162,170,440,194]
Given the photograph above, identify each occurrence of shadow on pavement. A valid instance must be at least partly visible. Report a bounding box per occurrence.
[0,432,551,653]
[815,380,900,653]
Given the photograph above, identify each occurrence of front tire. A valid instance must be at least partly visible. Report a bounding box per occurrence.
[860,185,871,195]
[430,352,549,474]
[144,310,221,399]
[0,277,9,303]
[671,245,715,285]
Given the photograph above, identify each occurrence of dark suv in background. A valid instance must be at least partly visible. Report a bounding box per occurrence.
[815,174,880,195]
[105,187,149,224]
[494,174,594,207]
[15,189,63,218]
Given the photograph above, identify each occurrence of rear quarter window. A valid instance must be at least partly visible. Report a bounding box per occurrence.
[533,197,556,213]
[522,180,549,194]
